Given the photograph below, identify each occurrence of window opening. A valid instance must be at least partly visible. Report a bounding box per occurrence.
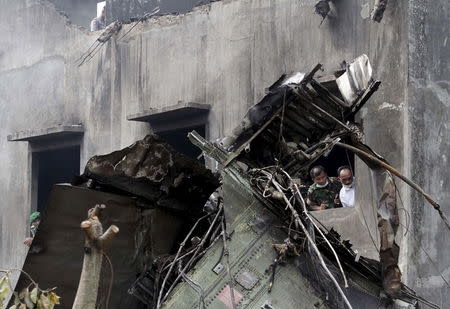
[312,145,355,179]
[158,125,206,162]
[33,146,80,212]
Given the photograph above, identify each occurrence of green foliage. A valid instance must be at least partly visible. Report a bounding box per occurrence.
[0,276,11,305]
[0,272,60,309]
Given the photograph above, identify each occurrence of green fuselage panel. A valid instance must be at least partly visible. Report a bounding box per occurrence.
[162,170,323,309]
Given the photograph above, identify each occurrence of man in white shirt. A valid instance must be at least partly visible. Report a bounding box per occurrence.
[338,166,355,207]
[90,6,106,32]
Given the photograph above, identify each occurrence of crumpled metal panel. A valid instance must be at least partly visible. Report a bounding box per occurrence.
[161,170,324,309]
[336,54,374,105]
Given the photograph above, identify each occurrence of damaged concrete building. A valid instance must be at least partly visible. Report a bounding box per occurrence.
[0,0,449,308]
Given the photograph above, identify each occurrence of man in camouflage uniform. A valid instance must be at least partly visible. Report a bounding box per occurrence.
[24,211,41,247]
[307,166,342,211]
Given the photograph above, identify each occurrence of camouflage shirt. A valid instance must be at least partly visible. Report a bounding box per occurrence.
[307,177,342,209]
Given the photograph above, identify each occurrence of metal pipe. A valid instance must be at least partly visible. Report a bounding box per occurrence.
[335,142,450,230]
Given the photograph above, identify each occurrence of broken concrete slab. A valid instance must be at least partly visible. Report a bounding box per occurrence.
[7,125,84,142]
[80,133,219,213]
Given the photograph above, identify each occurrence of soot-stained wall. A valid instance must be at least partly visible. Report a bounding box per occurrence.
[405,0,450,305]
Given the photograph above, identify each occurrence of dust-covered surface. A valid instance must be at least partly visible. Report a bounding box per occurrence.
[81,133,220,213]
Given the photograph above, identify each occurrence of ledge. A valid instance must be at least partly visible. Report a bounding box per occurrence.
[7,125,84,142]
[127,102,211,123]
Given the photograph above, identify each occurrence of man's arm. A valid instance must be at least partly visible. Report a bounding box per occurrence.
[308,203,327,211]
[24,237,33,246]
[307,190,327,210]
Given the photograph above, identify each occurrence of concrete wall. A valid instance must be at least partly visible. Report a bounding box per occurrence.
[405,0,450,305]
[0,0,448,307]
[0,0,149,276]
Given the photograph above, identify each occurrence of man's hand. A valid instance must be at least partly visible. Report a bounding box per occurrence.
[24,237,33,247]
[310,203,327,211]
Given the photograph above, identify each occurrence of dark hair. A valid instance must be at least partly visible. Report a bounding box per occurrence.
[310,165,326,179]
[337,166,352,176]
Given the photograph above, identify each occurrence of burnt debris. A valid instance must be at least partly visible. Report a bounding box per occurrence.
[122,55,441,308]
[18,55,445,309]
[78,133,219,214]
[314,0,331,25]
[371,0,389,22]
[180,55,441,309]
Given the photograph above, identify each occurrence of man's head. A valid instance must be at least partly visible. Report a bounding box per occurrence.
[310,165,328,186]
[29,211,41,227]
[338,166,353,187]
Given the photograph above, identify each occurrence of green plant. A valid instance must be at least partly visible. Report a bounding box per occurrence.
[0,269,60,309]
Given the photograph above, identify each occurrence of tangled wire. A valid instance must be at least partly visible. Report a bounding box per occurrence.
[249,166,353,309]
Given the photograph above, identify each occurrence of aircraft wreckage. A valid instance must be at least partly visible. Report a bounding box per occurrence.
[14,55,448,309]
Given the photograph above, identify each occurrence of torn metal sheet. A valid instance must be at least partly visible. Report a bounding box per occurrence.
[77,21,123,67]
[336,54,374,106]
[15,55,443,309]
[219,55,377,174]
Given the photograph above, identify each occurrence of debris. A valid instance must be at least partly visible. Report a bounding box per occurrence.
[118,7,160,41]
[128,196,224,308]
[188,128,439,308]
[371,0,388,22]
[15,54,445,309]
[178,54,442,309]
[77,21,123,67]
[78,6,161,67]
[79,134,220,213]
[314,0,331,25]
[273,238,301,262]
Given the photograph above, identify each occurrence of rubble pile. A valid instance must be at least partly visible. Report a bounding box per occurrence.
[79,134,219,214]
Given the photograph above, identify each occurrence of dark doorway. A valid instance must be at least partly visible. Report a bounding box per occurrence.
[34,146,80,212]
[158,125,205,161]
[312,145,354,178]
